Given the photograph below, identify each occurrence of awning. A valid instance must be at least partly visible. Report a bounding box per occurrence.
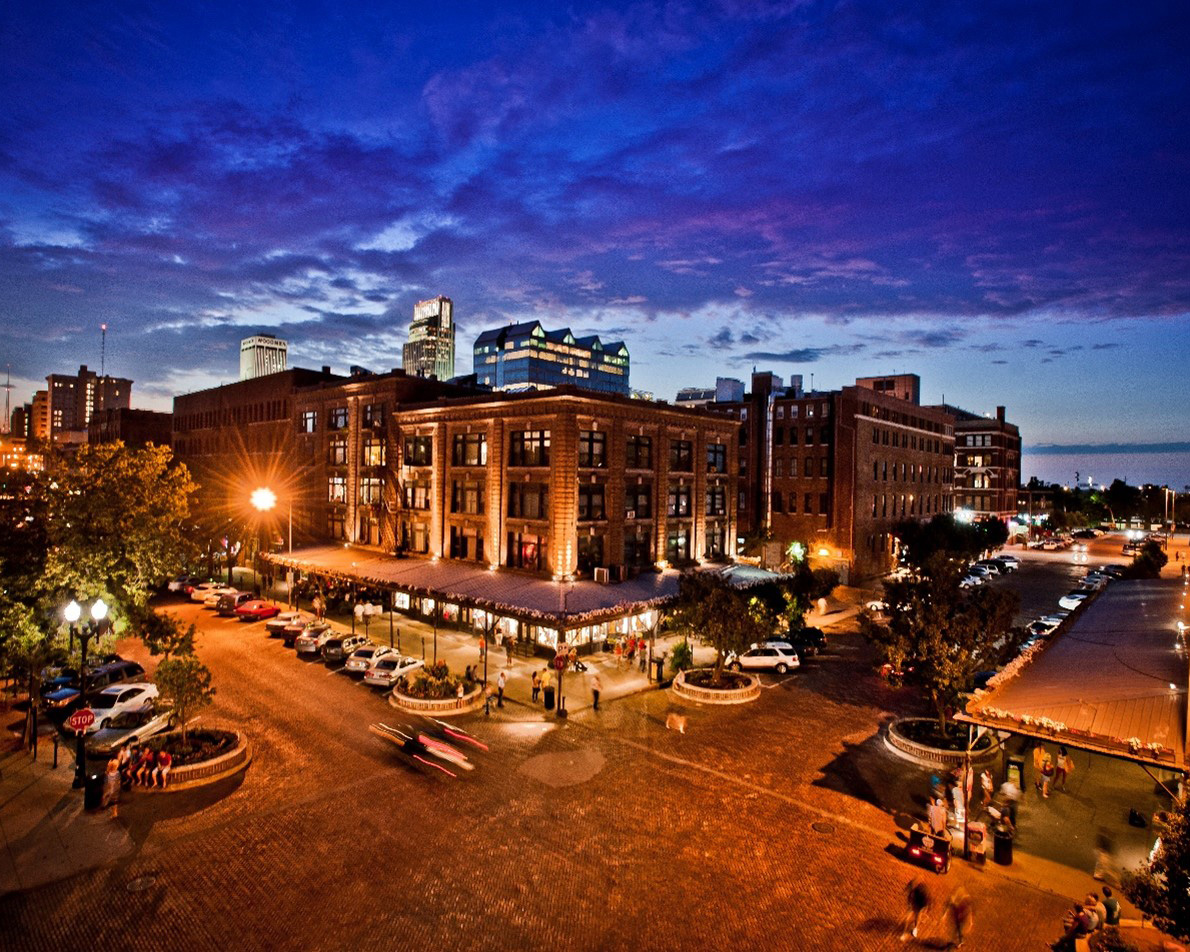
[958,579,1189,771]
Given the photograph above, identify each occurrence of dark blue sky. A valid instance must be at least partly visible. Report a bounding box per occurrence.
[2,0,1188,452]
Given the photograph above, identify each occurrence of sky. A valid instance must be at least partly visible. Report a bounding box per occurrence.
[1,0,1188,468]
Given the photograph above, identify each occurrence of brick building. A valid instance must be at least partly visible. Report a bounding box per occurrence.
[935,404,1021,519]
[88,407,173,447]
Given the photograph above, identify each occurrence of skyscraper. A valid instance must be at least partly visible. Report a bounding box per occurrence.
[403,296,455,380]
[240,335,289,380]
[472,321,629,396]
[44,365,132,443]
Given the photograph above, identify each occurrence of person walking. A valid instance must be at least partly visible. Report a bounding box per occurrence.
[101,756,121,819]
[944,886,974,947]
[542,668,555,710]
[614,639,623,667]
[1054,746,1072,792]
[531,670,541,703]
[980,768,994,808]
[928,796,949,837]
[496,669,507,708]
[639,641,648,673]
[901,877,930,941]
[1033,741,1048,791]
[1040,754,1054,799]
[504,637,513,668]
[591,672,602,711]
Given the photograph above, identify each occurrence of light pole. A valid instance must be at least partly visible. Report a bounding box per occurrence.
[251,487,292,604]
[64,597,108,789]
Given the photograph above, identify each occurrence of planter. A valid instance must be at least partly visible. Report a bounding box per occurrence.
[139,729,252,793]
[671,668,760,705]
[390,684,485,717]
[885,717,999,769]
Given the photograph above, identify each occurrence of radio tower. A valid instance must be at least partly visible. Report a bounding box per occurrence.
[100,323,108,376]
[2,366,11,435]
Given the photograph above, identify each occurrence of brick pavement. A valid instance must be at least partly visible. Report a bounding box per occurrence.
[0,593,1140,950]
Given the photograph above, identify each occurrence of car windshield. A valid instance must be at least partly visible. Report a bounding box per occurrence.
[106,710,149,729]
[325,639,342,649]
[91,694,119,709]
[377,660,397,670]
[355,648,375,658]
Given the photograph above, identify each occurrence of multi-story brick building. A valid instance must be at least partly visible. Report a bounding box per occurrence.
[936,404,1021,519]
[88,407,173,447]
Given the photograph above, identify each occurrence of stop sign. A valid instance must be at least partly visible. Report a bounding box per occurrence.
[553,654,566,671]
[67,708,95,732]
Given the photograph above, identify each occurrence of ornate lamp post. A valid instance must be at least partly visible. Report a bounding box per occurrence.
[64,597,109,789]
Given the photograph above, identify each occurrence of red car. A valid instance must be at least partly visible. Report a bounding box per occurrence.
[235,599,282,622]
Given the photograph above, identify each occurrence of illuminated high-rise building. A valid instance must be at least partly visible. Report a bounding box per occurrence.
[403,296,455,381]
[240,334,289,380]
[473,321,629,396]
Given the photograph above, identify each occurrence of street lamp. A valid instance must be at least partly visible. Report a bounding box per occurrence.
[64,597,109,789]
[252,487,292,606]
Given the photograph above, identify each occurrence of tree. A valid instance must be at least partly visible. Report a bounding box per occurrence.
[748,562,839,635]
[1122,540,1168,579]
[860,555,1022,734]
[133,608,197,660]
[1124,794,1190,941]
[154,656,215,744]
[42,442,196,611]
[894,515,1008,570]
[669,570,773,686]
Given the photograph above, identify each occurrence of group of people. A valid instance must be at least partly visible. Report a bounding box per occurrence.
[901,879,973,945]
[100,743,174,818]
[1052,888,1121,949]
[611,636,650,672]
[1033,741,1074,798]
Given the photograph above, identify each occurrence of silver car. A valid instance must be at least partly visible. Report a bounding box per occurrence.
[363,655,424,688]
[727,641,800,674]
[86,703,175,756]
[322,633,370,663]
[344,643,394,675]
[295,627,337,657]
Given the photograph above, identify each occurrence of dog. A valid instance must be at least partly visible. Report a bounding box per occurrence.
[665,712,687,734]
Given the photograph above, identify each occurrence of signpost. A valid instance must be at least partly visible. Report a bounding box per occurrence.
[554,646,568,718]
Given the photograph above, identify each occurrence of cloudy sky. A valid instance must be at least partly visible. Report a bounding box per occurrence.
[1,0,1187,451]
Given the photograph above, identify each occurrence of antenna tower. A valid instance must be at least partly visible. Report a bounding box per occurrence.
[2,366,10,435]
[100,323,108,376]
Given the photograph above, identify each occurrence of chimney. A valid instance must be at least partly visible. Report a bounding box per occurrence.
[322,365,331,375]
[996,405,1005,422]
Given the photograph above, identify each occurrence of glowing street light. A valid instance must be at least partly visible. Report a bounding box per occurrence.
[251,487,291,554]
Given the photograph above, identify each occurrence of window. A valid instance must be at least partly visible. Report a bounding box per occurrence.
[819,457,829,477]
[451,433,487,466]
[449,526,484,561]
[362,403,385,430]
[820,426,830,443]
[707,443,727,473]
[804,457,813,477]
[328,475,347,503]
[805,427,815,444]
[789,405,799,419]
[775,406,784,419]
[508,483,549,519]
[362,435,385,467]
[770,490,783,513]
[774,427,784,446]
[405,522,429,554]
[788,493,797,513]
[299,410,317,433]
[506,531,547,571]
[872,428,879,444]
[450,481,485,515]
[404,480,430,510]
[578,430,607,468]
[624,527,652,568]
[328,436,348,466]
[328,511,346,540]
[705,525,725,560]
[509,430,550,467]
[404,435,433,466]
[669,439,693,472]
[819,493,829,515]
[626,435,652,469]
[706,485,726,516]
[577,484,606,521]
[665,527,691,563]
[359,475,383,505]
[625,485,652,519]
[328,407,348,431]
[667,483,691,517]
[774,458,783,478]
[577,535,604,575]
[738,490,747,512]
[789,427,798,446]
[804,492,813,513]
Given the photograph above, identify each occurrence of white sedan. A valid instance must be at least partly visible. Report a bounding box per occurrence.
[344,643,395,675]
[201,586,238,607]
[189,582,224,603]
[363,655,425,688]
[1058,591,1090,611]
[265,611,311,637]
[86,682,159,731]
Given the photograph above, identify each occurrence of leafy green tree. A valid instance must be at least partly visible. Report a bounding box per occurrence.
[1123,540,1169,579]
[894,515,1008,570]
[0,599,56,747]
[860,555,1022,734]
[154,656,215,744]
[669,570,773,686]
[1124,795,1190,941]
[133,608,197,660]
[748,561,839,634]
[42,442,196,610]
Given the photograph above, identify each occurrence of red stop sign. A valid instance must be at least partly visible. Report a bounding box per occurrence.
[67,708,95,732]
[553,654,566,671]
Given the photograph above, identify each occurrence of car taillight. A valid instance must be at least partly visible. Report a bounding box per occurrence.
[909,847,920,856]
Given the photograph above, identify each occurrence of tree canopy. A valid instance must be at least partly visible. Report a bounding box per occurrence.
[893,514,1008,570]
[1124,794,1190,941]
[1122,540,1169,579]
[155,655,215,743]
[669,570,773,686]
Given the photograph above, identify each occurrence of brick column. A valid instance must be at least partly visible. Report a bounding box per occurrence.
[550,408,578,577]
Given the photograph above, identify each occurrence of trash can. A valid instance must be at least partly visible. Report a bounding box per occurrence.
[993,823,1014,865]
[1005,756,1025,791]
[654,657,665,682]
[543,685,556,710]
[83,772,105,811]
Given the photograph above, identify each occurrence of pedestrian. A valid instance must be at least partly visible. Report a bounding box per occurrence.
[496,669,507,708]
[117,744,134,788]
[1040,754,1054,799]
[1101,887,1120,927]
[101,756,121,818]
[901,877,930,941]
[591,672,602,711]
[1086,892,1107,931]
[950,779,965,824]
[944,886,973,947]
[1054,746,1073,791]
[639,641,648,673]
[542,669,555,710]
[531,670,541,703]
[1033,741,1048,791]
[980,768,994,808]
[928,796,949,837]
[154,748,173,788]
[504,638,513,668]
[479,634,487,660]
[615,639,623,666]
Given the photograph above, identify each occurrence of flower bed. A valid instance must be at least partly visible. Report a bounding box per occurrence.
[402,661,465,700]
[390,684,485,716]
[149,728,238,765]
[671,668,760,705]
[138,729,251,792]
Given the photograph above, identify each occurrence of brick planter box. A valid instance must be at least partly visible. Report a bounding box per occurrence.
[139,730,252,793]
[884,718,999,769]
[671,668,760,705]
[390,685,485,717]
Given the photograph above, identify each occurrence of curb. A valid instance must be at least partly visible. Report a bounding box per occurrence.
[137,731,252,793]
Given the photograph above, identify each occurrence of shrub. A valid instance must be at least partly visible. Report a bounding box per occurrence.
[403,663,464,700]
[668,639,694,674]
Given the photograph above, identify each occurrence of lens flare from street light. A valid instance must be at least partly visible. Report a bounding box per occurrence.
[64,600,81,623]
[251,487,277,511]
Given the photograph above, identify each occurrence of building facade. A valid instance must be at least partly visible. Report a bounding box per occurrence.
[938,404,1021,519]
[240,335,289,380]
[88,407,174,447]
[44,365,132,443]
[402,295,455,381]
[473,322,630,396]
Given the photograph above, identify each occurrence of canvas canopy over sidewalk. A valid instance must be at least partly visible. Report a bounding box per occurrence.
[958,578,1189,773]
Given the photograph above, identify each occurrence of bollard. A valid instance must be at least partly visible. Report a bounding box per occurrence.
[52,733,59,769]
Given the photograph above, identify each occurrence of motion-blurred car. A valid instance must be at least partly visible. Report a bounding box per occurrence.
[786,627,827,657]
[204,587,240,609]
[167,574,204,592]
[190,582,228,603]
[235,599,282,622]
[266,610,311,636]
[284,619,329,649]
[86,682,159,731]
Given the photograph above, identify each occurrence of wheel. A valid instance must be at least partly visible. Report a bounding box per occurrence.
[100,718,109,729]
[730,661,742,672]
[775,663,788,674]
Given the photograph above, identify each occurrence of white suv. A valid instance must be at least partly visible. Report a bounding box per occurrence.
[727,641,800,674]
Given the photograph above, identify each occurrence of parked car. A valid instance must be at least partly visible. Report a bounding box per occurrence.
[85,682,159,731]
[189,582,227,603]
[727,641,800,674]
[973,560,1002,576]
[966,564,991,578]
[284,619,329,649]
[266,610,312,636]
[216,591,254,616]
[39,666,80,700]
[990,556,1019,573]
[344,643,394,675]
[787,627,827,657]
[1026,618,1061,638]
[1101,564,1127,578]
[43,660,147,715]
[321,633,370,664]
[363,654,425,688]
[204,587,240,609]
[1080,573,1109,590]
[86,702,176,755]
[295,625,337,657]
[959,575,983,588]
[236,599,282,622]
[1058,591,1090,611]
[167,574,204,592]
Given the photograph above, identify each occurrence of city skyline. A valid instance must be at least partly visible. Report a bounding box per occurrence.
[1,1,1188,460]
